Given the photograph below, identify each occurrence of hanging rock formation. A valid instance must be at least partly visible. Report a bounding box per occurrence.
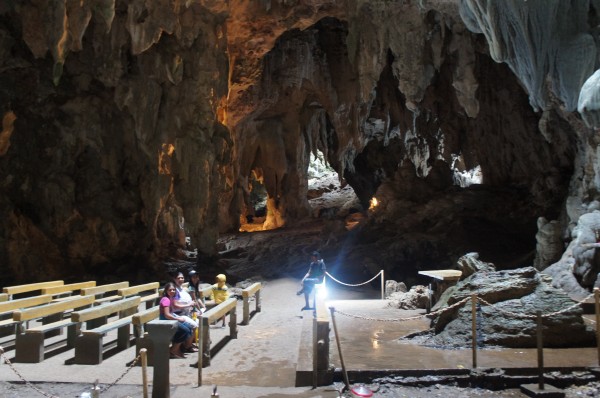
[0,0,598,300]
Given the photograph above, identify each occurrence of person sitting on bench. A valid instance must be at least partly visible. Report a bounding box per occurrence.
[159,282,196,358]
[204,274,229,327]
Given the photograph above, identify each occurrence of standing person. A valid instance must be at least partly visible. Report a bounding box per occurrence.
[205,274,229,327]
[188,270,207,313]
[297,251,326,310]
[159,282,195,358]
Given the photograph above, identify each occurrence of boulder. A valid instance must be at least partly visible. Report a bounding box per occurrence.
[419,266,594,348]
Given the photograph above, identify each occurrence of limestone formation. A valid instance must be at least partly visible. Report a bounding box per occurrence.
[0,0,599,307]
[424,266,595,348]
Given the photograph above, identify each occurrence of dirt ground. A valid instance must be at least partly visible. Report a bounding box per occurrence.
[1,278,599,397]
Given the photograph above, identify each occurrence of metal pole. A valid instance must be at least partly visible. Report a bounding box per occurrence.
[329,307,350,391]
[471,294,477,368]
[312,317,318,389]
[197,319,203,386]
[536,311,544,390]
[381,270,385,300]
[141,348,149,398]
[595,288,600,366]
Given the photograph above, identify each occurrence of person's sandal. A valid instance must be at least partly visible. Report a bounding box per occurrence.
[183,346,199,353]
[170,352,185,359]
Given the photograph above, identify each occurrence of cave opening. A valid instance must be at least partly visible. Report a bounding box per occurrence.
[239,170,269,232]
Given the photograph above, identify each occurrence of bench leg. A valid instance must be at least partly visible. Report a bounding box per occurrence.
[201,321,211,367]
[74,334,103,365]
[117,324,131,350]
[136,334,154,367]
[256,290,261,313]
[229,308,237,339]
[242,299,250,325]
[15,333,44,363]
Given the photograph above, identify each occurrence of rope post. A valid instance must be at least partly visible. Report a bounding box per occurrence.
[536,311,544,390]
[381,270,384,300]
[197,319,204,387]
[140,348,148,398]
[312,316,318,389]
[471,294,477,369]
[594,288,600,365]
[329,307,350,392]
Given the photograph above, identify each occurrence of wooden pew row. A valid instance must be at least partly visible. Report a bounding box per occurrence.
[118,282,160,309]
[199,297,238,367]
[241,282,262,325]
[42,281,97,300]
[13,295,95,363]
[70,296,141,364]
[0,295,54,335]
[2,280,64,299]
[81,282,129,304]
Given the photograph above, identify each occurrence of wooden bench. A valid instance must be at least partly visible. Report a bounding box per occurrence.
[13,295,95,363]
[241,282,262,325]
[70,296,141,364]
[41,281,97,300]
[0,294,54,335]
[0,293,8,302]
[199,297,238,366]
[3,280,64,299]
[418,270,463,310]
[81,282,130,304]
[118,282,160,309]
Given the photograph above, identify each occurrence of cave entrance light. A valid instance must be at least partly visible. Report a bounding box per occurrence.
[239,170,268,232]
[451,153,482,187]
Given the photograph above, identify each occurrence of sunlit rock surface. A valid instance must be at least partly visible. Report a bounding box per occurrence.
[0,0,598,307]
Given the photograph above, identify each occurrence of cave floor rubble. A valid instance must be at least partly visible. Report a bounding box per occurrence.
[0,278,599,397]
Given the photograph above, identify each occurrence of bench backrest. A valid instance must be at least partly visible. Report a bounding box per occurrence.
[13,295,95,322]
[2,280,64,295]
[72,296,141,322]
[41,281,97,295]
[202,297,237,323]
[242,282,262,298]
[81,282,129,296]
[132,306,160,326]
[0,294,53,314]
[118,282,159,297]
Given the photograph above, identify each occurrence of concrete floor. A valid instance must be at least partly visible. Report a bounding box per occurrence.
[0,278,598,397]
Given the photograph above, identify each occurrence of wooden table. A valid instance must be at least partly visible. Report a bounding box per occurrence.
[418,270,463,311]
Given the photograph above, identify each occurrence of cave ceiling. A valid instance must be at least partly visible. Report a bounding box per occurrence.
[0,0,598,294]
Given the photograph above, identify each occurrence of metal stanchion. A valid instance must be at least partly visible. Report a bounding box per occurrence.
[536,311,544,390]
[595,288,600,366]
[141,348,149,398]
[381,270,385,300]
[312,317,318,389]
[471,293,477,368]
[197,320,203,386]
[329,306,350,391]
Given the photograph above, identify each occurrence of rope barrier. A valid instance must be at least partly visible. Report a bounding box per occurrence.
[333,291,596,323]
[0,346,142,397]
[325,270,383,287]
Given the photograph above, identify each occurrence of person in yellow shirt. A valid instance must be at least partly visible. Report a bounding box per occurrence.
[205,274,229,326]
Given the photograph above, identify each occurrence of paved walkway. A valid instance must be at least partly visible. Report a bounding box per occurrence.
[0,278,598,397]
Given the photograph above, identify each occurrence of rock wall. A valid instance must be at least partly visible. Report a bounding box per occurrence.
[0,0,599,295]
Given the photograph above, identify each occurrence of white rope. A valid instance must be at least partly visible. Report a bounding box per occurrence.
[325,270,383,287]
